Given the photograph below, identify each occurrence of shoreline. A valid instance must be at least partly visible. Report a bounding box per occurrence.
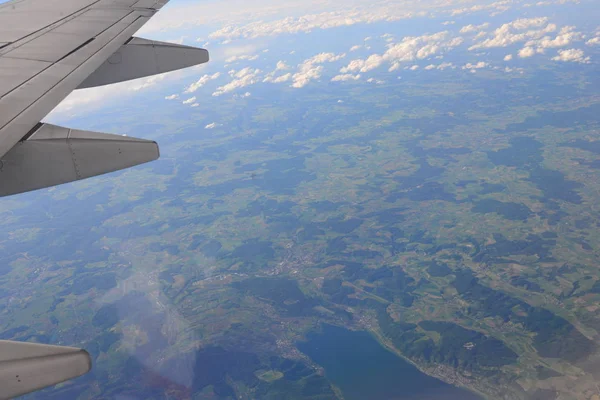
[366,326,492,400]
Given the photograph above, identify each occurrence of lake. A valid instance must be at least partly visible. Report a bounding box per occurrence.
[298,324,482,400]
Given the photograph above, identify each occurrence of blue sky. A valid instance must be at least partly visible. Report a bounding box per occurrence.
[2,0,598,119]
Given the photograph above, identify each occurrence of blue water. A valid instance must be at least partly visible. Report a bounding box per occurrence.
[298,324,482,400]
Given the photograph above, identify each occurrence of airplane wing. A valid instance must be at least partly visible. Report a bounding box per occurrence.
[0,340,91,400]
[0,0,209,197]
[0,0,209,397]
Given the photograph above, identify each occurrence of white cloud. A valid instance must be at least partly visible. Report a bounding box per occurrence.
[442,21,455,26]
[340,31,462,74]
[213,68,262,96]
[424,62,455,70]
[183,96,197,104]
[205,122,219,129]
[462,61,488,69]
[263,61,292,83]
[474,31,487,40]
[504,66,524,73]
[276,61,290,70]
[337,100,344,103]
[184,72,221,94]
[460,23,490,34]
[504,54,513,61]
[586,37,600,46]
[408,65,419,70]
[130,73,168,92]
[225,54,260,63]
[292,66,323,88]
[269,73,293,83]
[523,25,584,52]
[165,94,179,100]
[292,52,346,88]
[367,78,385,84]
[307,52,346,64]
[469,17,557,50]
[552,48,590,63]
[190,103,200,107]
[350,45,363,52]
[331,73,361,82]
[518,46,536,58]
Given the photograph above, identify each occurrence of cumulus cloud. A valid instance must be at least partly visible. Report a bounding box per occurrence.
[130,73,167,91]
[182,96,197,104]
[350,45,362,52]
[184,72,221,94]
[424,62,455,70]
[504,54,513,61]
[367,78,385,84]
[523,25,584,53]
[469,17,557,50]
[213,68,261,96]
[225,54,259,63]
[460,23,490,34]
[504,66,524,73]
[205,122,219,129]
[263,61,293,83]
[462,61,489,69]
[552,48,590,63]
[165,94,179,100]
[442,21,456,26]
[267,73,293,83]
[518,46,536,58]
[292,52,346,88]
[381,33,395,43]
[276,61,290,70]
[340,31,462,74]
[586,37,600,46]
[331,73,361,82]
[190,103,200,107]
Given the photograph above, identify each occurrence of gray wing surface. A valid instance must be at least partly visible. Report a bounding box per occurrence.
[0,0,209,397]
[0,0,209,196]
[0,340,92,400]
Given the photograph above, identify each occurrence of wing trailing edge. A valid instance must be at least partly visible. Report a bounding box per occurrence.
[0,340,91,400]
[0,123,159,197]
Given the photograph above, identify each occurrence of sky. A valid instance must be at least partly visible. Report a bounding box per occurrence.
[1,0,599,120]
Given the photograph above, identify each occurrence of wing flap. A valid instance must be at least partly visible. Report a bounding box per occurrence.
[0,340,91,400]
[0,123,159,197]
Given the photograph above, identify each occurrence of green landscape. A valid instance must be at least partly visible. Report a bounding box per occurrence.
[2,45,600,399]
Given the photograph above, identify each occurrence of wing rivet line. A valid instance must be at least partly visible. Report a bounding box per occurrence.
[66,130,82,179]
